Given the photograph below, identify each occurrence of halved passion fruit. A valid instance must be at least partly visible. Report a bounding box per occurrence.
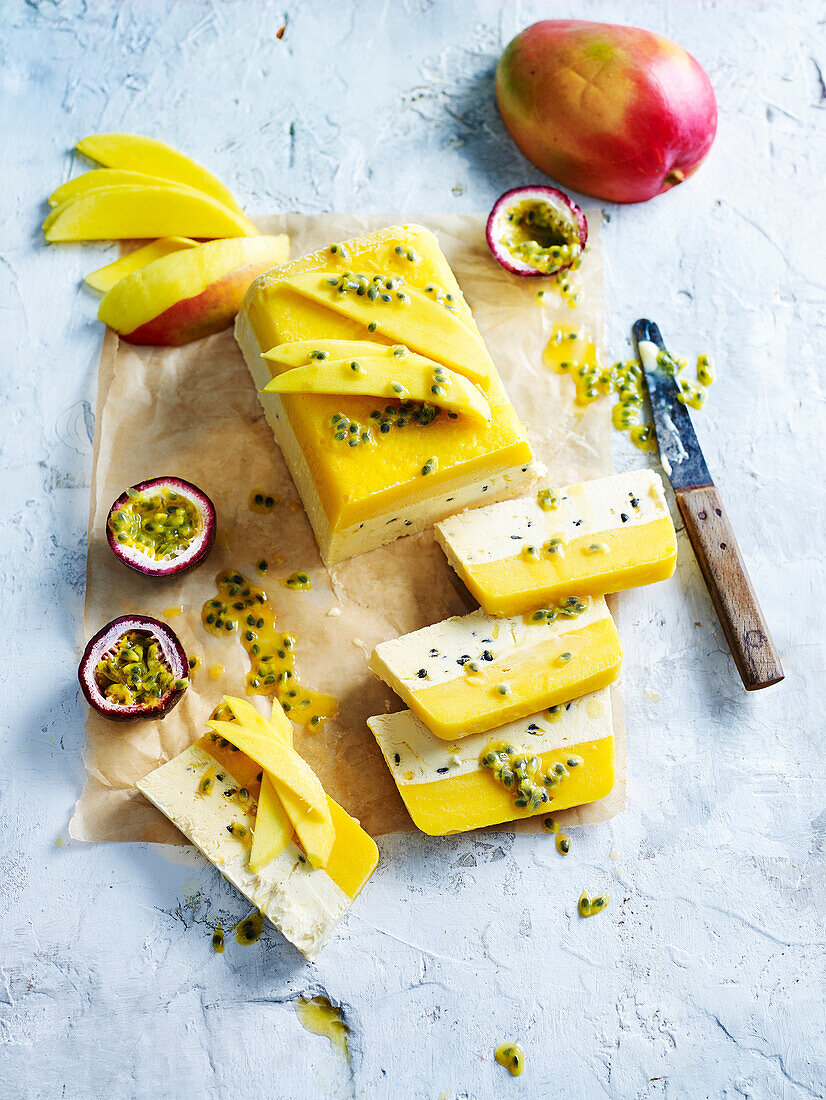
[107,476,215,577]
[78,615,189,721]
[486,186,588,277]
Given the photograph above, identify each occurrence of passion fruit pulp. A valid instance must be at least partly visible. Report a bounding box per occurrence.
[79,615,189,721]
[486,186,588,277]
[107,476,216,577]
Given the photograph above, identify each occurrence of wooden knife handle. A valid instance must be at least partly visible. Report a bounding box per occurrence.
[675,485,784,691]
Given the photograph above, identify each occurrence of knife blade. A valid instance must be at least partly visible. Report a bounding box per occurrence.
[633,318,784,692]
[633,319,712,490]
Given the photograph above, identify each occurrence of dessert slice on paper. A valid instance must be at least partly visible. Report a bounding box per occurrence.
[137,696,378,960]
[368,597,621,741]
[436,468,677,616]
[368,688,614,835]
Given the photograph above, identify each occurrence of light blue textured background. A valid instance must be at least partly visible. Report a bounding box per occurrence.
[2,2,825,1098]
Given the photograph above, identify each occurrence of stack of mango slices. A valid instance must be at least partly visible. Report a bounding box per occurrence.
[263,339,492,424]
[208,695,336,869]
[44,133,289,345]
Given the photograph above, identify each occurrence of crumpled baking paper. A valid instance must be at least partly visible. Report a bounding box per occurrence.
[70,212,625,843]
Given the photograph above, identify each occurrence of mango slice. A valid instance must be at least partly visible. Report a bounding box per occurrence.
[218,701,334,870]
[206,720,329,821]
[50,170,210,209]
[264,339,396,368]
[84,237,198,294]
[268,777,335,869]
[224,693,336,870]
[248,773,293,873]
[43,185,257,242]
[97,235,288,345]
[268,696,295,746]
[262,355,491,424]
[75,132,243,214]
[278,271,495,384]
[223,695,276,738]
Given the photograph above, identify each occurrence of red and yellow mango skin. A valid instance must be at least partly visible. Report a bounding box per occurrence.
[98,235,289,346]
[496,20,717,204]
[124,259,280,346]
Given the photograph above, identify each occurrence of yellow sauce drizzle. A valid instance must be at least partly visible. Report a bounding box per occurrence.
[480,740,557,810]
[234,910,265,944]
[536,488,560,511]
[544,326,712,451]
[281,570,312,591]
[163,605,184,618]
[295,997,350,1060]
[495,1042,525,1076]
[201,569,336,728]
[522,596,589,625]
[207,663,224,680]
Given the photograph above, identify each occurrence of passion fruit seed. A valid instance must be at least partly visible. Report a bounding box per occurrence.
[327,271,412,307]
[107,477,215,578]
[487,186,588,278]
[524,596,588,626]
[495,1042,525,1077]
[94,629,186,707]
[284,571,312,590]
[578,891,610,918]
[697,354,714,386]
[234,911,265,945]
[331,399,440,446]
[79,615,189,722]
[480,739,572,811]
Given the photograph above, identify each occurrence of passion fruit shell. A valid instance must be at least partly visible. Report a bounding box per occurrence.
[107,476,215,577]
[78,615,189,722]
[486,186,588,277]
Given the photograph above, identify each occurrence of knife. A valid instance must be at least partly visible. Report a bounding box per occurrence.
[633,318,784,691]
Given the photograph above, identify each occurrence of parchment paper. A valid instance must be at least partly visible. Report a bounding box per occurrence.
[70,213,625,843]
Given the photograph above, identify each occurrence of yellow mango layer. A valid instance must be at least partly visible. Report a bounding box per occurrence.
[436,469,677,617]
[368,689,614,835]
[235,224,535,563]
[369,597,621,740]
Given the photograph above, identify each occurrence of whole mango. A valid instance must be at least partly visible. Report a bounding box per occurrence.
[496,20,717,204]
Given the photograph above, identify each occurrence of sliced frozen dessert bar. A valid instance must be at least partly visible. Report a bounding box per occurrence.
[235,224,536,564]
